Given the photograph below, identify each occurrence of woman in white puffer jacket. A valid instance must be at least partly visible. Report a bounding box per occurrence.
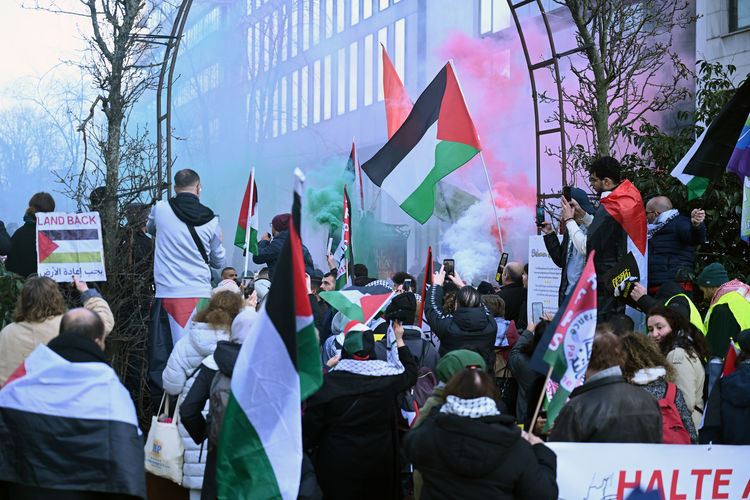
[162,283,245,499]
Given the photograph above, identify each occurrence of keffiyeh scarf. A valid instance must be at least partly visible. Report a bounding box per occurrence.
[440,395,500,418]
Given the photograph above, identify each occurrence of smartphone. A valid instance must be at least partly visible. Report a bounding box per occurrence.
[535,204,545,226]
[403,278,412,292]
[562,185,572,202]
[443,259,455,277]
[532,302,544,323]
[496,253,508,283]
[242,277,255,298]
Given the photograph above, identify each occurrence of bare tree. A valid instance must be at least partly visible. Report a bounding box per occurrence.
[554,0,694,167]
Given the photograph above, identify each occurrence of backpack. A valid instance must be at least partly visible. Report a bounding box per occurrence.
[659,382,691,444]
[207,370,232,451]
[397,340,438,430]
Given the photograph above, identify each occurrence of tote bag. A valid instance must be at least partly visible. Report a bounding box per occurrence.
[144,394,185,484]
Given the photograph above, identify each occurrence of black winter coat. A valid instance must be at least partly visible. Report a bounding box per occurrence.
[252,230,314,279]
[700,362,750,445]
[508,330,544,428]
[0,221,10,255]
[549,373,663,443]
[495,282,526,324]
[302,346,417,500]
[648,215,705,287]
[404,409,558,500]
[5,219,38,277]
[587,204,627,320]
[424,285,497,371]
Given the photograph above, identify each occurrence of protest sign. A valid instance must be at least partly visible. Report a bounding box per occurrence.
[526,235,561,324]
[548,442,750,500]
[36,212,106,282]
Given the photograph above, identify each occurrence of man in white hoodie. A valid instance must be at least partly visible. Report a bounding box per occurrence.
[147,168,226,404]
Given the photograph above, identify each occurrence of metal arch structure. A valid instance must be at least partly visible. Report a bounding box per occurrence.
[506,0,584,208]
[156,0,195,200]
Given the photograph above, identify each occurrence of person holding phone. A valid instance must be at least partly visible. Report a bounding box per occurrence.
[495,261,527,328]
[539,187,597,304]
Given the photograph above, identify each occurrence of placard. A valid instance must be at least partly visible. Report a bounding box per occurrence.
[36,212,106,282]
[548,442,750,500]
[526,235,561,325]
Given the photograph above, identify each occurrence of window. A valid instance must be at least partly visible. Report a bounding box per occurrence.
[247,0,253,15]
[301,65,309,127]
[263,16,270,70]
[363,0,372,19]
[324,55,332,119]
[377,27,387,101]
[349,41,358,111]
[272,9,279,66]
[326,0,334,38]
[395,17,405,83]
[480,0,510,35]
[291,2,298,57]
[247,27,253,76]
[292,70,299,131]
[337,0,345,32]
[730,0,750,32]
[351,0,359,25]
[379,0,388,10]
[303,0,310,50]
[313,0,321,44]
[273,82,279,137]
[281,76,288,135]
[281,5,288,61]
[313,59,321,123]
[338,48,346,115]
[254,89,262,141]
[364,34,373,105]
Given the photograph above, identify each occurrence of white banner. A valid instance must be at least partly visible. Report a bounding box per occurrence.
[36,211,106,282]
[526,235,562,325]
[548,442,750,500]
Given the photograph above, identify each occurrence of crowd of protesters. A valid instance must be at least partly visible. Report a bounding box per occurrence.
[0,160,748,500]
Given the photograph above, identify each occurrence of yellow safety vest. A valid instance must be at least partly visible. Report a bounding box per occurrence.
[704,290,750,333]
[665,294,706,334]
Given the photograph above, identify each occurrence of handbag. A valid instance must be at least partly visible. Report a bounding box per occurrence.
[144,393,185,484]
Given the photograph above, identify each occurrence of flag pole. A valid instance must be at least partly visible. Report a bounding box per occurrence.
[448,58,504,254]
[243,166,256,279]
[479,151,504,254]
[529,365,553,434]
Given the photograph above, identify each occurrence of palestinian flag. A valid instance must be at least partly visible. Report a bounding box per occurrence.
[0,344,145,498]
[382,43,412,139]
[727,112,750,179]
[319,284,394,325]
[332,186,354,290]
[37,228,101,264]
[216,169,322,500]
[594,179,648,329]
[671,77,750,199]
[531,252,598,431]
[417,246,433,328]
[234,171,259,255]
[362,62,481,224]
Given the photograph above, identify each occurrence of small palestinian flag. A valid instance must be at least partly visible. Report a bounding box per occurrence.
[319,284,394,324]
[216,169,322,500]
[234,171,259,255]
[362,62,481,224]
[671,77,750,199]
[0,344,145,498]
[37,228,101,264]
[332,186,354,290]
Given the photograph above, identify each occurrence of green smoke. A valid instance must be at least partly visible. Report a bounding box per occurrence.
[304,156,355,238]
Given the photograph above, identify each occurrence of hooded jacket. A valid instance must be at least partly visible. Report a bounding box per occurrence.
[147,194,225,298]
[648,214,705,286]
[404,409,558,500]
[700,362,750,445]
[424,285,497,368]
[252,229,314,280]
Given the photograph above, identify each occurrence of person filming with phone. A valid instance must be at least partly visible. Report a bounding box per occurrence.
[495,261,527,327]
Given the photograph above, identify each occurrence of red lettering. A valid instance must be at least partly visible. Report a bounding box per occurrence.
[67,215,75,225]
[646,470,665,498]
[618,470,642,500]
[712,469,731,499]
[691,469,711,499]
[670,469,686,499]
[742,477,750,498]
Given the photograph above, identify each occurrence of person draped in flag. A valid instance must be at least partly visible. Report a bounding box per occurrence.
[253,213,315,280]
[0,307,145,499]
[585,156,648,322]
[147,169,226,406]
[549,330,663,443]
[700,328,750,445]
[303,322,417,500]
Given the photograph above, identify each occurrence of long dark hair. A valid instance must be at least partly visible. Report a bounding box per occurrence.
[647,306,710,364]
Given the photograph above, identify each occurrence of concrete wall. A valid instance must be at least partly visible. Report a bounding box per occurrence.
[696,0,750,83]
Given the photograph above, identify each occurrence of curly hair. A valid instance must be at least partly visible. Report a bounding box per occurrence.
[588,330,627,373]
[620,332,676,381]
[194,290,243,332]
[647,306,711,364]
[443,291,457,315]
[13,277,67,323]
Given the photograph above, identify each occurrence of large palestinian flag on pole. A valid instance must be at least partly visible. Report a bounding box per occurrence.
[234,171,259,254]
[216,169,322,500]
[362,62,481,224]
[671,77,750,199]
[0,344,145,498]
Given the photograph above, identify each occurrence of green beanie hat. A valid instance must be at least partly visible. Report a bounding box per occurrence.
[435,349,486,383]
[696,263,729,287]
